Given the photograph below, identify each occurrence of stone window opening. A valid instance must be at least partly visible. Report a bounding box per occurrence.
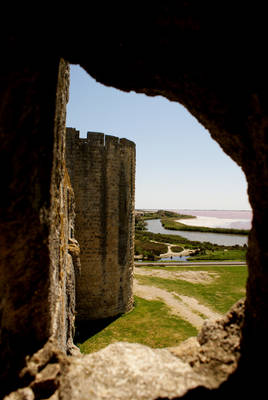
[64,63,250,393]
[1,6,267,397]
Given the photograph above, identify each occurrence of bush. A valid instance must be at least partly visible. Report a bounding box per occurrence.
[170,245,183,252]
[135,238,168,258]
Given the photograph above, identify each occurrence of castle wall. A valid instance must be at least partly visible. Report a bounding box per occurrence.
[66,128,135,321]
[49,62,81,356]
[0,58,79,396]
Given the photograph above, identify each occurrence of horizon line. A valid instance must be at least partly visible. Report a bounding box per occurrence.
[135,208,252,212]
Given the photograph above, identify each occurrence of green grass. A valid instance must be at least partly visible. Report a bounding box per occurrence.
[142,210,195,220]
[135,265,247,314]
[190,249,246,261]
[77,296,197,354]
[170,245,184,252]
[161,217,249,235]
[135,239,168,257]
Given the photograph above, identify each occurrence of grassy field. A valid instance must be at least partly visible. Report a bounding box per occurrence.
[190,249,246,261]
[77,265,247,354]
[135,265,247,314]
[78,296,197,354]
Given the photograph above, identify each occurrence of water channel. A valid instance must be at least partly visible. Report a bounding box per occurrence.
[146,219,248,246]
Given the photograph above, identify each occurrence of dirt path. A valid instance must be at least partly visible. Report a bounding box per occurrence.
[174,294,221,321]
[133,277,221,330]
[134,267,219,284]
[150,240,196,258]
[161,245,196,258]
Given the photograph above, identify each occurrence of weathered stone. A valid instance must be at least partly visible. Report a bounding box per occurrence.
[30,363,60,399]
[19,340,63,383]
[14,340,64,400]
[168,299,245,388]
[49,62,78,354]
[0,55,63,396]
[5,342,208,400]
[168,337,201,366]
[57,342,210,400]
[4,388,35,400]
[66,128,135,321]
[0,57,79,396]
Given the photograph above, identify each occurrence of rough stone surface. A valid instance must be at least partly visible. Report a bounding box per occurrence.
[4,388,34,400]
[44,61,80,356]
[14,340,65,400]
[0,55,61,396]
[58,342,209,400]
[5,342,209,400]
[66,128,135,321]
[169,299,245,387]
[0,58,79,395]
[4,301,245,399]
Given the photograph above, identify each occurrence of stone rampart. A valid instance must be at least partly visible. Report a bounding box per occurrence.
[66,128,135,321]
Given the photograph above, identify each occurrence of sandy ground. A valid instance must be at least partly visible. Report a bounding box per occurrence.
[134,267,219,284]
[160,245,196,258]
[133,268,222,329]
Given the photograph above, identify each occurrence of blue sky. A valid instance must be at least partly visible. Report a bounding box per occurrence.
[66,65,251,211]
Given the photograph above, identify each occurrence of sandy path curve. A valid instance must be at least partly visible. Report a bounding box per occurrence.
[133,279,221,330]
[174,294,221,320]
[149,240,196,258]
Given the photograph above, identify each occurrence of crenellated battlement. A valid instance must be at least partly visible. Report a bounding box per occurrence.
[67,128,135,149]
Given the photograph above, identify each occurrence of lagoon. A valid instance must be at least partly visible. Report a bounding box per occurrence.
[146,219,248,246]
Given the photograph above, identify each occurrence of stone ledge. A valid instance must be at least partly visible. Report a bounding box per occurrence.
[4,300,244,400]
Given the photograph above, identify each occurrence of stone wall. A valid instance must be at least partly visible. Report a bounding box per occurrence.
[53,163,80,355]
[49,62,80,355]
[0,58,79,396]
[66,128,135,321]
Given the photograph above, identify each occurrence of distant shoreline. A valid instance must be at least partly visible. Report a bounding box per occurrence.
[136,209,251,233]
[160,218,249,236]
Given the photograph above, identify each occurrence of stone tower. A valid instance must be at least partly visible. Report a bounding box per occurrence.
[66,128,135,322]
